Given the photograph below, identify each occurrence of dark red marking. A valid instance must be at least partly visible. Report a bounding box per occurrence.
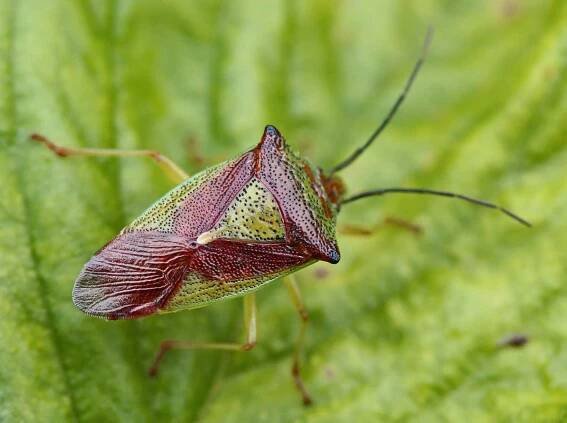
[192,239,311,280]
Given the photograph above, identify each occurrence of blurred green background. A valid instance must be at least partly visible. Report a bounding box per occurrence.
[1,0,566,421]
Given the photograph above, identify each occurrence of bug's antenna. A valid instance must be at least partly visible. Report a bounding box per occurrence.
[329,27,434,175]
[340,187,531,227]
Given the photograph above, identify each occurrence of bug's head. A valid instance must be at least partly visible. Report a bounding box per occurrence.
[319,172,346,208]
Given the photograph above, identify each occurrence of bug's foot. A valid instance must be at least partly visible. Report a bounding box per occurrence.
[148,358,164,378]
[292,362,314,407]
[147,340,174,377]
[148,366,158,378]
[30,133,70,157]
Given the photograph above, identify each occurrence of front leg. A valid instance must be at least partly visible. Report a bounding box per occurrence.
[31,133,189,183]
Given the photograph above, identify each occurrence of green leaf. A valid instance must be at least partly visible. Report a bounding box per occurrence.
[1,0,566,421]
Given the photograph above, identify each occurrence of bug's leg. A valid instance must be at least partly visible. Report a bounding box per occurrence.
[382,217,422,235]
[30,133,189,183]
[148,293,257,376]
[284,275,313,406]
[339,216,422,237]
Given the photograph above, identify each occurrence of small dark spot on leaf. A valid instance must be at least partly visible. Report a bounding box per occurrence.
[497,333,529,348]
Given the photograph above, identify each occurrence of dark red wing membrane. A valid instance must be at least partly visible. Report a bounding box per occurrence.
[192,239,311,281]
[73,231,192,320]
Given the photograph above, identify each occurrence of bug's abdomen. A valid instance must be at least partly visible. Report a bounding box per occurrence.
[161,240,313,313]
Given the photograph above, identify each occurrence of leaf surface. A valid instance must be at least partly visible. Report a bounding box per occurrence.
[1,0,566,421]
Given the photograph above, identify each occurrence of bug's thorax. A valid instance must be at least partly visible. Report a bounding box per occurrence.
[170,125,340,263]
[256,126,343,214]
[251,126,340,263]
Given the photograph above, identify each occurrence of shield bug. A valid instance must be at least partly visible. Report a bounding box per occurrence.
[30,28,530,405]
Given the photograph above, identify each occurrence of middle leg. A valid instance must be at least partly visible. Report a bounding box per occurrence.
[148,293,257,376]
[339,216,422,237]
